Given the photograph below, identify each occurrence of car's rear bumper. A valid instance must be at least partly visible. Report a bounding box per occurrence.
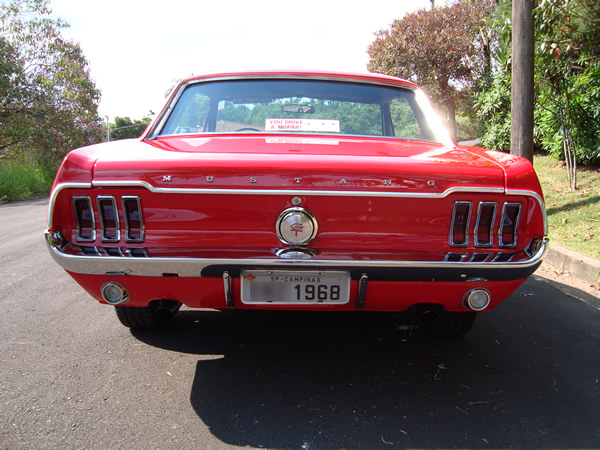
[46,231,547,283]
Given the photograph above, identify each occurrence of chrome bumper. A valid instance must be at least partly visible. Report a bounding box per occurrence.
[46,231,548,282]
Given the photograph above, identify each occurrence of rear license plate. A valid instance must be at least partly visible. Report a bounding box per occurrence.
[240,270,350,305]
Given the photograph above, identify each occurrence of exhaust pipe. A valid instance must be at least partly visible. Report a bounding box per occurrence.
[419,309,439,324]
[154,300,182,321]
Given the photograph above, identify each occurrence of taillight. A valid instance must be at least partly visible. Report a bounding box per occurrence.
[72,196,95,242]
[451,200,522,250]
[450,201,472,247]
[474,202,497,247]
[97,196,120,242]
[122,196,144,242]
[499,203,522,248]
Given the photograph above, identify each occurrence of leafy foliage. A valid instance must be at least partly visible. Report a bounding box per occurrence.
[0,0,103,167]
[535,0,600,166]
[110,116,152,141]
[474,70,511,151]
[474,0,600,177]
[367,0,493,140]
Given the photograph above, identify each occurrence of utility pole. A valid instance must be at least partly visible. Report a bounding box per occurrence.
[105,116,110,142]
[511,0,534,162]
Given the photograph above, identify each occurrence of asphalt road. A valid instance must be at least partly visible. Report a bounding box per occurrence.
[1,198,599,449]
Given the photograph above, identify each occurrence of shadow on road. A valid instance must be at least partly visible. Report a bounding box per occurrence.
[132,276,600,448]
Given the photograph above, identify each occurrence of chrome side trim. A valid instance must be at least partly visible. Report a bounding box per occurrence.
[46,232,548,278]
[91,180,505,199]
[507,190,548,235]
[47,182,92,228]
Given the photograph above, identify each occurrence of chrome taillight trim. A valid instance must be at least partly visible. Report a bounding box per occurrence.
[506,189,547,235]
[474,202,498,247]
[499,203,522,248]
[125,247,149,258]
[78,246,101,256]
[48,182,92,229]
[493,252,516,262]
[469,252,492,262]
[97,196,120,242]
[450,201,472,247]
[122,196,144,243]
[445,252,469,262]
[103,247,125,257]
[72,196,96,242]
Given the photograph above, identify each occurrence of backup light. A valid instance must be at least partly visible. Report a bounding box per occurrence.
[464,288,491,311]
[101,282,129,305]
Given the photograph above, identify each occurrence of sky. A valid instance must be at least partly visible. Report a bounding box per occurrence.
[50,0,433,121]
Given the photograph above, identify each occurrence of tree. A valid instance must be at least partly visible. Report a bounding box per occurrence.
[0,0,104,167]
[110,116,152,141]
[367,1,492,140]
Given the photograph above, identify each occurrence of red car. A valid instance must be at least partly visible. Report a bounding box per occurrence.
[45,71,547,336]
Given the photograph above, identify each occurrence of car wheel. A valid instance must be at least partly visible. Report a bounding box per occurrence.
[423,310,477,337]
[114,300,181,330]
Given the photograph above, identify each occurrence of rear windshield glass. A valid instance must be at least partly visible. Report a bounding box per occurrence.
[158,79,436,141]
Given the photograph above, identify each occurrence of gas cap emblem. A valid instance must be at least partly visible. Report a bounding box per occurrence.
[276,207,318,246]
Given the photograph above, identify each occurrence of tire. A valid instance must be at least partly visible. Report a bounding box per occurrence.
[424,310,477,337]
[114,300,181,330]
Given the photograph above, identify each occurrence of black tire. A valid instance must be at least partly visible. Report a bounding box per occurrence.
[424,310,477,337]
[114,300,181,330]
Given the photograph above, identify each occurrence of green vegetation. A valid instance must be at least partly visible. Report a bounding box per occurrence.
[474,0,600,189]
[110,116,153,140]
[0,161,55,202]
[535,154,600,259]
[0,0,104,170]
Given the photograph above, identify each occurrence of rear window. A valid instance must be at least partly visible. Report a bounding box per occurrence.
[158,79,436,141]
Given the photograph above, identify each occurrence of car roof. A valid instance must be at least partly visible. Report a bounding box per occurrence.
[180,70,419,90]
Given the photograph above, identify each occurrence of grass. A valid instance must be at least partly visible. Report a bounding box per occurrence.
[0,160,56,203]
[534,154,600,259]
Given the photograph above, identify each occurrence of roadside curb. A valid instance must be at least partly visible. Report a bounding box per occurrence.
[544,242,600,286]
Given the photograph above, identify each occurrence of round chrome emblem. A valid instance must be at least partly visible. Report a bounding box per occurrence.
[276,207,317,246]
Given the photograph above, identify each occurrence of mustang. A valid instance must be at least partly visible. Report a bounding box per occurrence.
[45,70,547,336]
